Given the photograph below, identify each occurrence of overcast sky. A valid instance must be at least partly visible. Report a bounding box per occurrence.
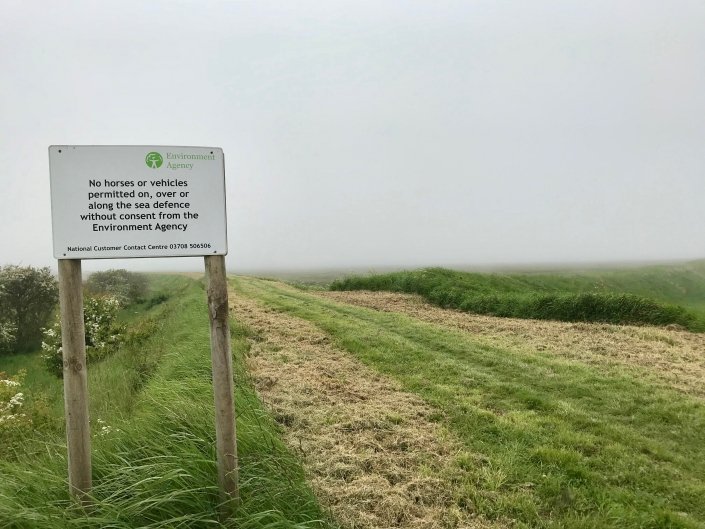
[1,0,703,273]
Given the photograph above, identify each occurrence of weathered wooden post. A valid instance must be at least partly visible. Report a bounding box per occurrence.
[204,255,239,515]
[58,259,92,505]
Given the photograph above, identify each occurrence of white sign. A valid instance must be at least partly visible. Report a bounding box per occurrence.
[49,145,228,259]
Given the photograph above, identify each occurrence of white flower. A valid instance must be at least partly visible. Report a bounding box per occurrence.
[9,393,24,408]
[0,413,27,423]
[98,422,120,436]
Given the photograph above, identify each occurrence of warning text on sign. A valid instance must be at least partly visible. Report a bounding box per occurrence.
[49,146,227,259]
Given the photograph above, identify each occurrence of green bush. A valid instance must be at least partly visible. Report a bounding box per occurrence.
[0,265,58,353]
[41,295,126,377]
[85,269,149,305]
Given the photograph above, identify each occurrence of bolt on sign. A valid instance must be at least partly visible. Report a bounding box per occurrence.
[49,146,227,259]
[48,146,238,517]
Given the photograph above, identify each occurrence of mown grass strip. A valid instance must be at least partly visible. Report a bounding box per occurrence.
[236,277,705,529]
[0,276,332,529]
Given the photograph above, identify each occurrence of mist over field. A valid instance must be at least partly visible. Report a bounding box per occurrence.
[1,1,704,273]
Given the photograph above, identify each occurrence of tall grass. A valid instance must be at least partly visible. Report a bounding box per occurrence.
[331,267,704,330]
[0,276,331,528]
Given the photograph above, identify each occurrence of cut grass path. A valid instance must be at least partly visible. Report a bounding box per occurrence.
[233,277,705,529]
[230,281,507,529]
[321,291,705,399]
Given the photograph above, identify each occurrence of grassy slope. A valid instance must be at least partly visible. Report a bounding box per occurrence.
[0,276,331,529]
[330,260,705,330]
[507,260,705,311]
[235,277,705,529]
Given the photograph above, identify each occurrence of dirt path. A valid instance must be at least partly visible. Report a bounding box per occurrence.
[319,291,705,398]
[230,287,506,529]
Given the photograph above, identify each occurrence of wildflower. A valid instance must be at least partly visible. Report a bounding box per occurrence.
[100,425,113,435]
[9,393,24,407]
[97,419,120,436]
[0,413,28,424]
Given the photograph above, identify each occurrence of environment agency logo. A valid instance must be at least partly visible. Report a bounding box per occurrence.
[145,152,163,169]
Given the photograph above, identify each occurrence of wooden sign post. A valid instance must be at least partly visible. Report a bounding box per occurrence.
[58,259,92,506]
[49,145,237,515]
[205,255,239,515]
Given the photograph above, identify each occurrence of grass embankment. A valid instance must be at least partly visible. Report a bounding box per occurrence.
[330,261,705,331]
[0,275,330,529]
[236,277,705,529]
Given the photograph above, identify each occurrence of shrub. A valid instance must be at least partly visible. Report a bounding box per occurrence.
[85,269,149,305]
[0,265,58,353]
[41,295,126,377]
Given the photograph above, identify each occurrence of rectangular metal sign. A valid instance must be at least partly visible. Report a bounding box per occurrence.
[49,145,228,259]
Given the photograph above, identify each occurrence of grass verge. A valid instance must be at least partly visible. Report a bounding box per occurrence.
[0,275,332,529]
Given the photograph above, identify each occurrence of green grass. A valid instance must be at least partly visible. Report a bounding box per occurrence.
[0,275,332,528]
[330,261,705,331]
[236,277,705,529]
[1,349,57,393]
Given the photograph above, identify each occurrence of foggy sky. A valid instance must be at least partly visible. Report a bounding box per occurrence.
[1,0,703,274]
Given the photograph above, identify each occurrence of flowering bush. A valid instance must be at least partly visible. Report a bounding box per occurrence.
[0,320,17,355]
[41,295,126,377]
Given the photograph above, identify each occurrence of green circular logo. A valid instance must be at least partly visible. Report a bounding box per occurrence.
[145,152,163,169]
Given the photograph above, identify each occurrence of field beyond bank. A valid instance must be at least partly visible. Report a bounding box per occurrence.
[330,261,705,331]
